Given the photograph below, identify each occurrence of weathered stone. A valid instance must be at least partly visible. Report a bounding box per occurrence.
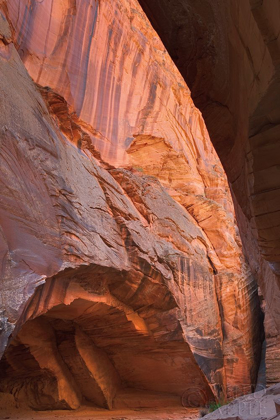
[137,0,280,385]
[203,383,280,420]
[0,0,263,411]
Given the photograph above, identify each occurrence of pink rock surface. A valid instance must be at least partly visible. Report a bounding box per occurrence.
[0,0,263,411]
[138,0,280,386]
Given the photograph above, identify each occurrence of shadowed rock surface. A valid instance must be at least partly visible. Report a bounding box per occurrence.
[202,383,280,420]
[138,0,280,387]
[0,0,265,412]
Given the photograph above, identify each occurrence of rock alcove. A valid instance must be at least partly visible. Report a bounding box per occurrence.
[0,0,269,415]
[0,265,213,410]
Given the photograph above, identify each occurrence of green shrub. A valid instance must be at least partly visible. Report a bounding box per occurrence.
[208,399,227,412]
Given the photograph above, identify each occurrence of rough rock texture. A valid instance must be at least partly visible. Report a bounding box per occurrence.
[203,383,280,420]
[137,0,280,386]
[0,0,263,411]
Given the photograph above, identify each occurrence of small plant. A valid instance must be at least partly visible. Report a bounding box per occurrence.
[208,398,228,412]
[209,401,222,412]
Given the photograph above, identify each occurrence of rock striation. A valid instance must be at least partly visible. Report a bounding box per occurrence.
[138,0,280,386]
[0,0,263,411]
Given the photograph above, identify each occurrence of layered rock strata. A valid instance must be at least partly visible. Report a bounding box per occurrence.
[0,0,263,410]
[137,0,280,386]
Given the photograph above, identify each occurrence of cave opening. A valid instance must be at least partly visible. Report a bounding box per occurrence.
[0,266,213,411]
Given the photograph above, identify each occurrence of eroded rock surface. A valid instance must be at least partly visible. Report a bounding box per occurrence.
[203,383,280,420]
[0,0,263,411]
[137,0,280,386]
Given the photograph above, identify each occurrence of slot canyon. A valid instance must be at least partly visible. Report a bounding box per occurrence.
[0,0,279,419]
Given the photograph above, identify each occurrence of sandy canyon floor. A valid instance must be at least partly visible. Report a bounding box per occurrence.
[0,405,200,420]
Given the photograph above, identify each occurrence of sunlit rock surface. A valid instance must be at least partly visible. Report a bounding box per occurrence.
[0,0,263,411]
[138,0,280,386]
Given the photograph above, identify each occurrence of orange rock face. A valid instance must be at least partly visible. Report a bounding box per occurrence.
[0,0,263,411]
[138,0,280,387]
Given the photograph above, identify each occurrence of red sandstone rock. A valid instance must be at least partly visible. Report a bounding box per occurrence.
[0,0,263,411]
[138,0,280,386]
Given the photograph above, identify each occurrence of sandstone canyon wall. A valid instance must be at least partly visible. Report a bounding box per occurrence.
[0,0,263,411]
[138,0,280,388]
